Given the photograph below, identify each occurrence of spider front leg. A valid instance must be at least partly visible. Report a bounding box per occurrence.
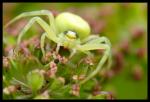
[4,10,57,33]
[40,32,48,56]
[69,49,76,59]
[82,36,112,69]
[69,49,94,59]
[10,16,58,57]
[83,35,111,46]
[77,39,111,85]
[81,35,99,44]
[56,43,61,54]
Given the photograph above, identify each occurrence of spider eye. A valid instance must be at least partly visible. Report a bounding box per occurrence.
[64,31,77,39]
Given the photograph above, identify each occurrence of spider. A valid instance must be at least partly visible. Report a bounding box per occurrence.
[4,10,112,85]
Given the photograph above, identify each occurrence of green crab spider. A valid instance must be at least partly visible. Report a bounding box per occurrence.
[4,10,112,85]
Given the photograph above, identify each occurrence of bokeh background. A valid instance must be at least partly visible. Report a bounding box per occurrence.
[3,3,147,99]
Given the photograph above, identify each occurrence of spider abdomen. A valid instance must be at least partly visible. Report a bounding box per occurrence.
[55,12,91,40]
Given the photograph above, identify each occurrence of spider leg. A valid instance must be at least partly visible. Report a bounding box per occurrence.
[4,10,57,33]
[68,49,94,60]
[77,39,111,85]
[82,36,111,46]
[40,32,47,56]
[56,43,61,54]
[82,36,112,69]
[14,17,58,57]
[69,49,76,59]
[89,36,112,69]
[17,16,58,44]
[81,35,99,44]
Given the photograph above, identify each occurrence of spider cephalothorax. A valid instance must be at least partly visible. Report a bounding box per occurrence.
[64,31,77,40]
[58,30,80,49]
[4,10,112,85]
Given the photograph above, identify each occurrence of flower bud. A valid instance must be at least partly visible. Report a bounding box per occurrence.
[27,69,44,92]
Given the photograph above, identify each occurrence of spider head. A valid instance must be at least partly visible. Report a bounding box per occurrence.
[64,30,78,40]
[61,30,80,48]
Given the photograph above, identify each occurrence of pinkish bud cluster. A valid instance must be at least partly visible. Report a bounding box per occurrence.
[71,84,80,96]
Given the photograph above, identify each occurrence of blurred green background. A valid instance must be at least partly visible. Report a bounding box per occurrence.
[3,3,147,99]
